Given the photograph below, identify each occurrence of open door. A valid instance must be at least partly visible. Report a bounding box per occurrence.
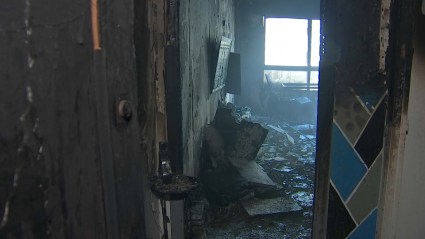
[0,0,168,238]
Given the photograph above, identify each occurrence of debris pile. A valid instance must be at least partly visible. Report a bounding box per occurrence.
[201,108,273,206]
[150,174,198,196]
[186,104,316,238]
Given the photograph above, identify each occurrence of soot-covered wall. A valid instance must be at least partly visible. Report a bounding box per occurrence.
[180,0,235,176]
[394,9,425,238]
[0,0,168,238]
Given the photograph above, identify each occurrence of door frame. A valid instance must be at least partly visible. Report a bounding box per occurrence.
[311,0,417,238]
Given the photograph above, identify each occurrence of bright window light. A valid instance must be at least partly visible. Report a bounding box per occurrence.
[265,18,308,66]
[311,20,321,67]
[310,71,319,84]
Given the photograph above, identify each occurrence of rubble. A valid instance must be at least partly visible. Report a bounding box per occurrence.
[201,167,250,206]
[242,197,303,216]
[188,105,316,238]
[294,96,312,104]
[201,110,272,205]
[284,96,317,124]
[267,125,286,134]
[150,174,198,196]
[226,121,269,161]
[234,106,252,122]
[188,201,205,226]
[293,124,315,132]
[228,158,275,187]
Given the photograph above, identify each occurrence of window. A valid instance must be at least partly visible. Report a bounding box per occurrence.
[264,18,320,89]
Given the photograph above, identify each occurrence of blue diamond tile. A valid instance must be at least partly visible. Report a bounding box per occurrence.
[331,123,367,200]
[347,209,378,239]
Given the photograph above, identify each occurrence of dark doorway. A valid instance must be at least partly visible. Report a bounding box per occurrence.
[182,0,321,238]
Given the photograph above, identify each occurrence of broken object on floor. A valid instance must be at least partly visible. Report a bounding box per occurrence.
[226,121,269,161]
[201,107,272,206]
[242,197,302,216]
[190,105,317,239]
[227,157,275,187]
[201,167,251,206]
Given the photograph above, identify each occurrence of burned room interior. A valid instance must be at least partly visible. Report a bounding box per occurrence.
[177,0,321,238]
[1,0,424,238]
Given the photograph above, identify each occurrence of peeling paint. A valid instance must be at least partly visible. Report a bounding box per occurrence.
[380,0,391,70]
[26,86,33,102]
[32,117,39,132]
[0,168,21,230]
[12,168,21,187]
[24,0,34,68]
[0,201,10,229]
[28,56,34,68]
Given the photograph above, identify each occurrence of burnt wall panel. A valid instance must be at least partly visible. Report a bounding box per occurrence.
[333,0,383,94]
[0,0,162,238]
[180,0,235,176]
[0,0,106,238]
[102,0,149,237]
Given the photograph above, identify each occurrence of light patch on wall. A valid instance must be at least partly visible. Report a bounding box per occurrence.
[311,20,321,67]
[422,0,425,15]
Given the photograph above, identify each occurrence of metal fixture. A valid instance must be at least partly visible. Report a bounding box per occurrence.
[118,100,132,121]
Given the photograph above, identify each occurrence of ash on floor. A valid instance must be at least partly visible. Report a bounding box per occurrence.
[186,106,316,239]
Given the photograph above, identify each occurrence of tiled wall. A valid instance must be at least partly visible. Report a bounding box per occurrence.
[327,86,387,238]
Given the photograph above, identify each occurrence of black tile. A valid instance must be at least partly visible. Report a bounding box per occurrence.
[327,183,356,239]
[355,97,386,167]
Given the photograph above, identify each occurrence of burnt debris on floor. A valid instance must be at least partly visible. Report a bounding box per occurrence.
[185,104,316,238]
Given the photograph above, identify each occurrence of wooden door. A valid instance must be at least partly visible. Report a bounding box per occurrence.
[0,0,164,238]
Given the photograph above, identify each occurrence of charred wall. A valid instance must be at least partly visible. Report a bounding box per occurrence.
[180,0,235,176]
[393,5,425,238]
[0,1,107,237]
[0,0,163,238]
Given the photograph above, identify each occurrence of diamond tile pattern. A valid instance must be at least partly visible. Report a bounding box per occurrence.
[347,209,378,239]
[327,183,357,239]
[328,90,386,239]
[355,97,386,168]
[334,92,370,144]
[352,85,386,112]
[347,155,383,223]
[330,123,367,200]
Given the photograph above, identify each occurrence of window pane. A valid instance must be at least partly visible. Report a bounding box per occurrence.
[264,70,308,84]
[310,71,319,84]
[311,20,321,67]
[265,18,308,66]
